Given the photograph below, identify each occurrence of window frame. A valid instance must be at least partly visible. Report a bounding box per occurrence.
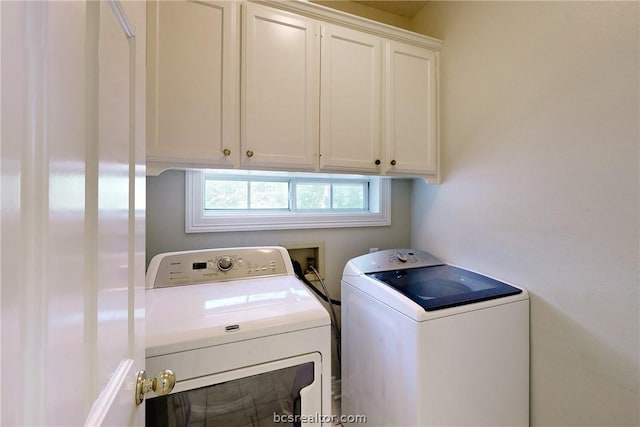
[185,170,391,232]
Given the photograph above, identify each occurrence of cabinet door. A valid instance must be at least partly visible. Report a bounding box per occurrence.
[146,0,239,173]
[242,3,319,171]
[385,41,439,179]
[319,24,382,173]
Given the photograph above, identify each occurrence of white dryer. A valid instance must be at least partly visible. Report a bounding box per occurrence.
[145,246,332,426]
[341,249,529,427]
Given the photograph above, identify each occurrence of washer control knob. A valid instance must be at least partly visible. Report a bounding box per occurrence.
[217,256,234,271]
[396,252,408,262]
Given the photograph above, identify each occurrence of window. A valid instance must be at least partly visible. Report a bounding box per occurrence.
[186,170,391,232]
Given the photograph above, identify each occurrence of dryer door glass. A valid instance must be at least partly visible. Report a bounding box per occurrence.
[146,362,314,426]
[367,265,522,311]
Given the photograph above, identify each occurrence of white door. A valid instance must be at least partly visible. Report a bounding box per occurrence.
[241,2,319,172]
[319,23,382,174]
[384,41,439,177]
[147,0,240,173]
[1,1,146,425]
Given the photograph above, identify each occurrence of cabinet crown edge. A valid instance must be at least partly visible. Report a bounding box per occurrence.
[251,0,442,50]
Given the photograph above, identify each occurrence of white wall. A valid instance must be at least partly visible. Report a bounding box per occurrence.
[410,2,639,425]
[311,0,411,30]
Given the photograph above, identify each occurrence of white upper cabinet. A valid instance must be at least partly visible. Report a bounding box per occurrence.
[146,0,441,181]
[319,24,382,174]
[241,3,319,171]
[146,1,239,174]
[384,41,439,180]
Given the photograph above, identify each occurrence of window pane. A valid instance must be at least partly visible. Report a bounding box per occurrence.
[204,180,247,209]
[296,183,331,209]
[250,181,289,209]
[188,171,390,232]
[333,183,365,209]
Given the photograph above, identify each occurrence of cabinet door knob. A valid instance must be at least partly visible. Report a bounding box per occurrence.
[246,150,254,158]
[390,159,397,166]
[223,148,231,156]
[375,159,381,165]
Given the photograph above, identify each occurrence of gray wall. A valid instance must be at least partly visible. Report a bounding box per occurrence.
[147,170,412,286]
[147,170,413,375]
[410,2,639,426]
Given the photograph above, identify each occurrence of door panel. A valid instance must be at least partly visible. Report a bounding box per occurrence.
[385,41,438,176]
[319,24,382,173]
[1,1,145,425]
[96,0,133,399]
[147,0,239,171]
[241,3,319,171]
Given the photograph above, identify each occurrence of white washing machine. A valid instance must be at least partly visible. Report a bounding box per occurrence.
[341,249,529,427]
[145,246,332,426]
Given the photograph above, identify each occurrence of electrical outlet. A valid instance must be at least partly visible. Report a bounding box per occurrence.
[280,241,325,279]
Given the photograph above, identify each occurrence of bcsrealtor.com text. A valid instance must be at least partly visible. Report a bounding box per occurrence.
[274,413,367,424]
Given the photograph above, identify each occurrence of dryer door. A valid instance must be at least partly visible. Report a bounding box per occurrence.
[146,353,323,426]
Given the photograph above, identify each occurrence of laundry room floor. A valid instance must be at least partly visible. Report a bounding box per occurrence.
[332,377,343,426]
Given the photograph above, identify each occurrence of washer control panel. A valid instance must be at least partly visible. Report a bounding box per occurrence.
[349,249,444,274]
[147,246,292,288]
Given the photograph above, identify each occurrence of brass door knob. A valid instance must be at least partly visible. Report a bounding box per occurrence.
[390,159,397,166]
[222,148,231,156]
[375,159,381,165]
[135,370,176,405]
[246,150,254,158]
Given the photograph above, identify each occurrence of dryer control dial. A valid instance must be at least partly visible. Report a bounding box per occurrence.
[396,252,409,262]
[149,247,291,288]
[217,256,234,271]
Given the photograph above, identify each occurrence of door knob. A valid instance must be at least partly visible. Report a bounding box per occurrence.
[135,370,176,405]
[390,159,397,166]
[246,150,254,158]
[223,148,231,156]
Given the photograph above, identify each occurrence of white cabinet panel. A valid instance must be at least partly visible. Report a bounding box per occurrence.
[385,41,439,179]
[145,0,441,180]
[241,3,319,171]
[147,0,239,173]
[319,24,382,173]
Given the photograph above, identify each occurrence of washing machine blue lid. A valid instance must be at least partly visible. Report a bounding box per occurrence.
[366,265,522,311]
